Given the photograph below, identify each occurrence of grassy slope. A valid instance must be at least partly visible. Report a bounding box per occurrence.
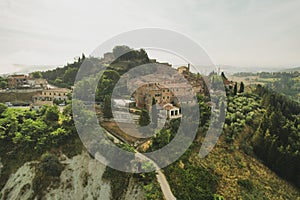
[199,135,300,199]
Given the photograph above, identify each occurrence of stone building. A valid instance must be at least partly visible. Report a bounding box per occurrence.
[8,74,48,89]
[163,103,182,119]
[33,88,71,107]
[7,75,28,89]
[133,64,205,109]
[27,78,48,89]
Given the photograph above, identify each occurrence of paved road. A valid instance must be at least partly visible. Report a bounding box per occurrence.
[101,124,177,200]
[156,170,176,200]
[135,152,176,200]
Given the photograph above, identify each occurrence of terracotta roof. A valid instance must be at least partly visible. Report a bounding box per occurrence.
[163,103,177,110]
[8,75,27,78]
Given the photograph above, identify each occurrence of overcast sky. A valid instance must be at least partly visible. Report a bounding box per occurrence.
[1,0,300,74]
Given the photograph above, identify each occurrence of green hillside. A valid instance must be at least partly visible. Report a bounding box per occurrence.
[0,47,299,199]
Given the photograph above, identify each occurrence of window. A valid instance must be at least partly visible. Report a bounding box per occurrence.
[171,111,174,116]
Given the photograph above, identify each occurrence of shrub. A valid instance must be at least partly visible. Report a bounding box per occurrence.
[39,153,63,177]
[237,179,254,191]
[0,103,7,115]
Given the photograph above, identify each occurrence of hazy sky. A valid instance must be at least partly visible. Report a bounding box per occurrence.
[1,0,300,74]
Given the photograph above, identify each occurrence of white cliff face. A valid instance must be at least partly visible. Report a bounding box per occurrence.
[0,162,36,200]
[0,151,145,200]
[44,151,111,200]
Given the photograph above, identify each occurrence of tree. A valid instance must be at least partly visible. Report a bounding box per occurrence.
[96,70,120,101]
[19,119,47,144]
[139,109,150,127]
[103,95,113,118]
[45,106,59,122]
[0,80,7,89]
[221,72,227,80]
[219,101,226,122]
[139,49,149,62]
[39,153,63,177]
[233,82,238,95]
[31,71,42,78]
[151,97,158,128]
[239,82,245,93]
[151,129,171,150]
[0,103,7,115]
[63,67,78,86]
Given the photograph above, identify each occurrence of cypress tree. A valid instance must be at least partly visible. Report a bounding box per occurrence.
[233,83,238,96]
[151,97,158,128]
[239,82,245,93]
[219,101,226,122]
[103,95,113,118]
[139,109,150,127]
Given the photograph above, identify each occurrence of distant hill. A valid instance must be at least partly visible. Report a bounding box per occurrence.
[280,66,300,72]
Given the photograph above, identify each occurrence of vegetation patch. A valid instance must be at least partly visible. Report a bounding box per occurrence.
[237,179,254,191]
[32,153,63,198]
[102,166,132,200]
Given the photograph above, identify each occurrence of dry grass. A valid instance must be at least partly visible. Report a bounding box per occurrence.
[197,135,300,199]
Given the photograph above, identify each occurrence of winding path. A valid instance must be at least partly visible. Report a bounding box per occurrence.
[101,126,176,200]
[135,152,176,200]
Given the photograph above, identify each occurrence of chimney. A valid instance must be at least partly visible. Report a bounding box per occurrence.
[188,63,190,71]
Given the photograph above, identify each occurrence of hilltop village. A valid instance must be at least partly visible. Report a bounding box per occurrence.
[0,73,71,109]
[131,64,207,119]
[0,61,207,120]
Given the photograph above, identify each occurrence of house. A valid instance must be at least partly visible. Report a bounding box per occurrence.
[27,78,48,89]
[163,103,182,119]
[7,74,28,89]
[8,74,48,89]
[177,64,190,74]
[103,52,115,62]
[40,88,70,101]
[131,64,206,121]
[33,88,71,107]
[133,82,195,109]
